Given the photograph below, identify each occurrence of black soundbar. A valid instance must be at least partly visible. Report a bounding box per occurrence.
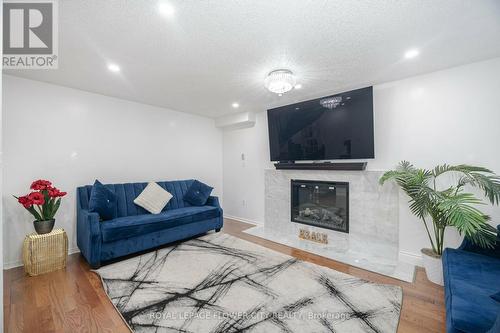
[274,162,367,171]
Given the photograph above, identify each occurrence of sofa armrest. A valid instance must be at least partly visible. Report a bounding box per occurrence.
[206,196,223,222]
[76,208,102,268]
[206,196,221,208]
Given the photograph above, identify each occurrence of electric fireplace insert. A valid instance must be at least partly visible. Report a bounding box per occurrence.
[291,180,349,233]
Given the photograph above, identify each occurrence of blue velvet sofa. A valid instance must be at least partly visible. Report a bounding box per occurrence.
[443,226,500,333]
[77,180,223,268]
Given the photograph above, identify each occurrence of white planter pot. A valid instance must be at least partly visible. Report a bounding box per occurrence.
[421,248,444,286]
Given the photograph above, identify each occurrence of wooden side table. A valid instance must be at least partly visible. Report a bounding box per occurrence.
[22,228,68,276]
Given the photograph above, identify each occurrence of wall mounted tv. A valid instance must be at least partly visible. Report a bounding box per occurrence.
[267,86,374,162]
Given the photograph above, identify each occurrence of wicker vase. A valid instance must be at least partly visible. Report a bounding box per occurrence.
[33,219,55,235]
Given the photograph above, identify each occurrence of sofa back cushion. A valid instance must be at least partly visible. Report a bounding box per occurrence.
[78,179,196,218]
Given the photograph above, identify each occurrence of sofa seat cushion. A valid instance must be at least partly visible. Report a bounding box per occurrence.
[443,248,500,333]
[101,206,220,243]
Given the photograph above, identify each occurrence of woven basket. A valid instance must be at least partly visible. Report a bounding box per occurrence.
[22,228,68,276]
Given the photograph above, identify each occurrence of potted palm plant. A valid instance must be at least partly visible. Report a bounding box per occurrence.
[380,161,500,285]
[15,179,67,234]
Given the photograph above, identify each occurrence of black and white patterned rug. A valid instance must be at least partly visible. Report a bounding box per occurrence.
[95,233,402,332]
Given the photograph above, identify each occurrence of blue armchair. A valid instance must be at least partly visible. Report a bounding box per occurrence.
[443,225,500,333]
[77,179,223,268]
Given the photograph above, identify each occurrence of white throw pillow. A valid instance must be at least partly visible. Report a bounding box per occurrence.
[134,182,173,214]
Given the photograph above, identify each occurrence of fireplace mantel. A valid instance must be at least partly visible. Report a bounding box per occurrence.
[244,169,416,282]
[263,169,399,244]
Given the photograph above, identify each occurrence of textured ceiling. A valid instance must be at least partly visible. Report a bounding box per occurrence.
[5,0,500,118]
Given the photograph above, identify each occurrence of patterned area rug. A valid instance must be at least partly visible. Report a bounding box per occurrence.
[95,233,402,332]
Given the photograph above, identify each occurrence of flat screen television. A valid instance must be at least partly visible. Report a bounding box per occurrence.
[267,86,374,162]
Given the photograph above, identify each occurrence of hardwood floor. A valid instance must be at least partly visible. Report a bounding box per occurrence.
[3,218,446,332]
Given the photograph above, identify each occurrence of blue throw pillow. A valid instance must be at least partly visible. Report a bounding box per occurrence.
[492,292,500,303]
[89,180,117,221]
[184,180,213,206]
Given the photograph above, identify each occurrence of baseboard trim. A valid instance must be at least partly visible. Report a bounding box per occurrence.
[399,250,423,267]
[224,214,262,226]
[4,247,80,270]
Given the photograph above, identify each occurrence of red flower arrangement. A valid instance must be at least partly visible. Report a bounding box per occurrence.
[15,179,67,221]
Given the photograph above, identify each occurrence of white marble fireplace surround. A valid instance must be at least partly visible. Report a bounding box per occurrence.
[243,169,416,282]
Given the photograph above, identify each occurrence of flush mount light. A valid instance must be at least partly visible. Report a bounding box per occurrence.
[107,63,120,73]
[404,48,420,59]
[264,69,296,94]
[158,2,175,17]
[231,102,239,108]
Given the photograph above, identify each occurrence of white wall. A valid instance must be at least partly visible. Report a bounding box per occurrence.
[2,75,223,268]
[222,57,500,264]
[0,3,4,325]
[222,112,273,224]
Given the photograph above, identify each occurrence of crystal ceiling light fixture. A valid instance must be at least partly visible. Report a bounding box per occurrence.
[264,69,297,94]
[320,96,343,109]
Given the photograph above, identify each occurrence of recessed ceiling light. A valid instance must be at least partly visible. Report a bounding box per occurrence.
[158,2,175,17]
[294,84,302,89]
[404,49,420,59]
[107,63,121,72]
[231,102,239,108]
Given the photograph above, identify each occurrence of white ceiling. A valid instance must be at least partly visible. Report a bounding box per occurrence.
[5,0,500,118]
